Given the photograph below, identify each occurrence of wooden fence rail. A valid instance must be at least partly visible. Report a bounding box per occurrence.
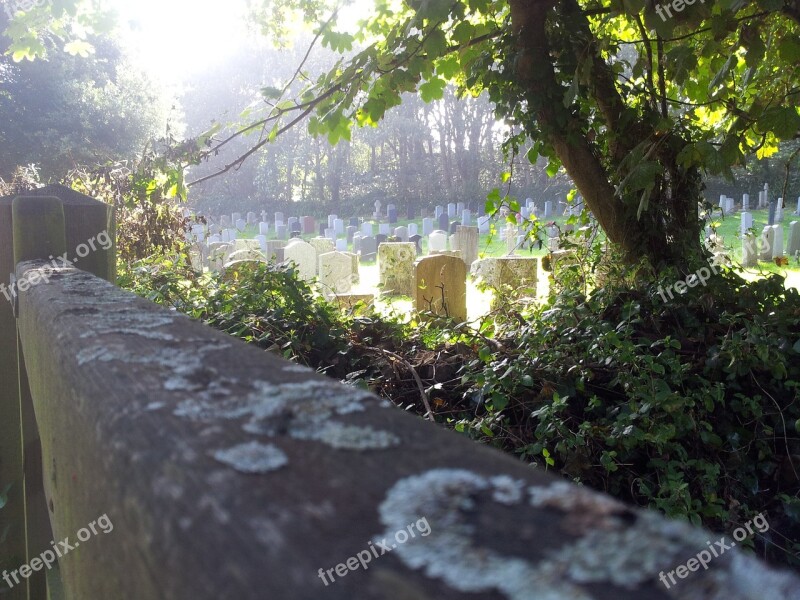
[1,188,799,599]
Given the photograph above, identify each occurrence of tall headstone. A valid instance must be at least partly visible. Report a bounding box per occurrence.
[378,242,416,296]
[461,209,472,226]
[336,239,348,252]
[254,235,267,252]
[374,200,382,218]
[438,213,449,233]
[302,216,316,235]
[787,221,800,257]
[350,217,360,227]
[388,208,398,224]
[544,201,553,218]
[346,226,358,243]
[447,203,457,219]
[422,218,435,236]
[275,212,285,226]
[408,223,419,237]
[333,218,345,235]
[759,226,775,261]
[376,234,388,247]
[259,222,270,236]
[379,223,392,236]
[448,221,461,235]
[740,212,753,236]
[328,214,338,228]
[435,205,444,219]
[414,255,467,322]
[361,222,374,237]
[771,224,784,259]
[768,201,777,226]
[742,233,758,267]
[324,228,336,241]
[394,226,409,242]
[477,215,491,234]
[360,236,377,262]
[742,193,750,211]
[236,219,247,232]
[776,198,784,223]
[409,234,423,253]
[247,211,257,225]
[352,233,362,254]
[453,226,479,269]
[283,239,317,282]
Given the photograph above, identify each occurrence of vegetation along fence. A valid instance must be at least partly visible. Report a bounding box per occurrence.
[0,188,798,599]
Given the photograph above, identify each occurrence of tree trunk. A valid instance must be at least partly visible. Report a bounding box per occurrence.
[508,0,705,270]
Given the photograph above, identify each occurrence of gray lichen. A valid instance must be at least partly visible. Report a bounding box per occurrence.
[211,441,288,474]
[375,469,800,600]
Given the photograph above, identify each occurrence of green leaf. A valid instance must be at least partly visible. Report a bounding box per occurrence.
[758,107,800,140]
[64,40,94,58]
[419,77,446,102]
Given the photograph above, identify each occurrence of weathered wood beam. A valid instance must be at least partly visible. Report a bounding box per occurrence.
[14,260,800,599]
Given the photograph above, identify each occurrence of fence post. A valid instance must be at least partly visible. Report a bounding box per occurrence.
[13,196,67,600]
[1,186,113,600]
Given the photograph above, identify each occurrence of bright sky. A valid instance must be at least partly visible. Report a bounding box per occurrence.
[114,0,253,82]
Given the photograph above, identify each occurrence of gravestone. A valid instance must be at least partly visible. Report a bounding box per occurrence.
[435,205,444,219]
[461,209,472,226]
[457,202,465,214]
[471,257,539,299]
[352,234,362,254]
[247,212,257,225]
[302,216,316,235]
[388,208,398,224]
[318,251,354,296]
[544,201,553,218]
[261,210,268,223]
[336,239,348,252]
[283,239,317,282]
[477,216,491,234]
[275,212,285,226]
[453,226,479,268]
[328,214,338,228]
[236,219,247,231]
[287,217,299,232]
[374,200,382,218]
[742,233,758,267]
[379,242,416,296]
[394,226,409,242]
[224,248,267,267]
[740,212,753,236]
[742,193,750,211]
[207,234,221,244]
[259,222,270,236]
[350,217,360,227]
[447,203,456,219]
[409,234,423,253]
[768,202,777,226]
[787,221,800,257]
[386,203,396,218]
[376,234,388,247]
[772,224,784,259]
[344,252,360,285]
[362,222,374,237]
[346,226,358,243]
[207,242,230,272]
[429,230,448,253]
[276,224,288,240]
[379,224,392,236]
[776,198,784,223]
[449,221,461,235]
[254,235,267,252]
[334,219,345,235]
[220,215,231,228]
[264,240,287,262]
[422,218,434,236]
[414,255,467,321]
[759,226,775,261]
[319,223,327,236]
[360,236,377,262]
[232,212,242,223]
[308,237,336,265]
[408,223,418,237]
[438,213,449,233]
[796,197,800,216]
[325,228,336,241]
[406,206,415,220]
